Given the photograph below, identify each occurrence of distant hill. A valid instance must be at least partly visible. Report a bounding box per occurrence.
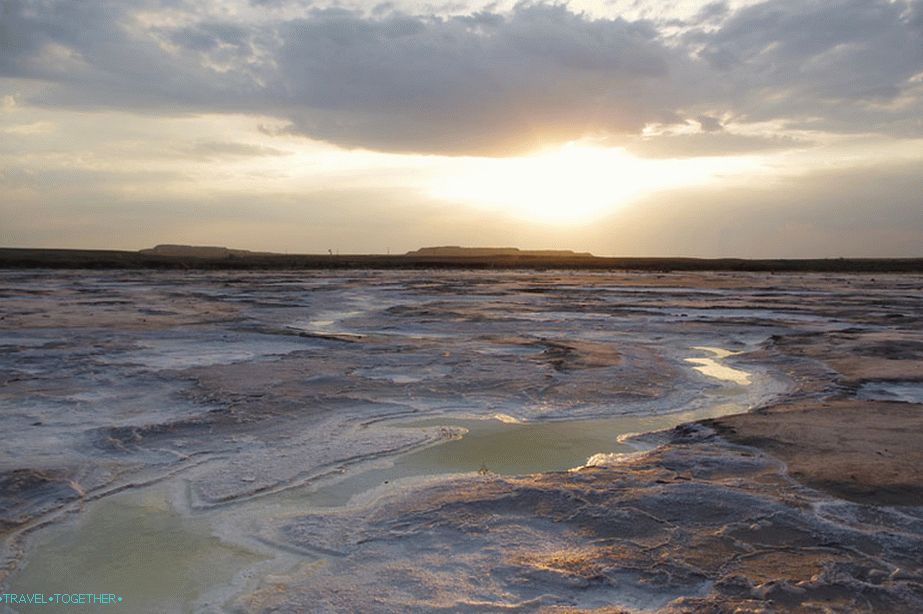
[138,244,274,258]
[406,246,594,258]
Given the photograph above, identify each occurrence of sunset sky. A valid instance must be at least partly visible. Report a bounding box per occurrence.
[2,0,922,256]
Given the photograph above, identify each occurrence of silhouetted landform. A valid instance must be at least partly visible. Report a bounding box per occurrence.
[405,246,594,257]
[139,244,273,258]
[2,246,923,272]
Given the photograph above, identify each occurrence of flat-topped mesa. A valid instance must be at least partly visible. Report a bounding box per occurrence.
[405,246,594,258]
[139,244,273,258]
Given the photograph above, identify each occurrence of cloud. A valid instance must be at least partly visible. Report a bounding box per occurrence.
[687,0,923,133]
[1,120,54,135]
[1,0,922,155]
[269,5,688,154]
[625,131,810,158]
[185,140,291,159]
[695,2,730,23]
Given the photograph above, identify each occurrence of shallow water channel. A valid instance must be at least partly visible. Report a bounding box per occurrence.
[6,347,770,612]
[296,399,746,509]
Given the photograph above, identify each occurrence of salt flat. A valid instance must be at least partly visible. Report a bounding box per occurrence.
[1,270,922,612]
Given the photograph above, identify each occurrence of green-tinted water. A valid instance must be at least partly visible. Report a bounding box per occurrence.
[298,400,745,508]
[7,490,265,613]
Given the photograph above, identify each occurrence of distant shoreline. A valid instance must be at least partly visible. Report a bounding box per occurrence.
[2,247,923,272]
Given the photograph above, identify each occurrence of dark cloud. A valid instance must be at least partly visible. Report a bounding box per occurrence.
[0,0,266,112]
[688,0,923,132]
[270,5,685,154]
[911,0,923,31]
[1,0,922,155]
[696,115,723,132]
[695,2,729,23]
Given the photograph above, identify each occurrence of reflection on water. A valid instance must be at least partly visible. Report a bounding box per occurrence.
[691,345,738,359]
[685,347,751,385]
[8,490,264,613]
[493,413,523,424]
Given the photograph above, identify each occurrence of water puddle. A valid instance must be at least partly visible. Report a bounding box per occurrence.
[286,346,757,508]
[295,400,749,509]
[354,364,452,383]
[286,308,368,339]
[127,336,308,370]
[6,489,265,613]
[660,307,832,323]
[857,380,923,404]
[685,346,751,385]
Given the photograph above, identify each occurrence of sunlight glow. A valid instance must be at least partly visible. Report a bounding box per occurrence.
[427,143,762,224]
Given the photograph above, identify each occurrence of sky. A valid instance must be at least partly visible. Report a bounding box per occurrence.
[1,0,922,257]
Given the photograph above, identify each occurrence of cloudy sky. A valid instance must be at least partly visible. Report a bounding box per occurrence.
[2,0,922,256]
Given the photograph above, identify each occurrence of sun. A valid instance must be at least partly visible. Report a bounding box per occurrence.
[427,142,760,224]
